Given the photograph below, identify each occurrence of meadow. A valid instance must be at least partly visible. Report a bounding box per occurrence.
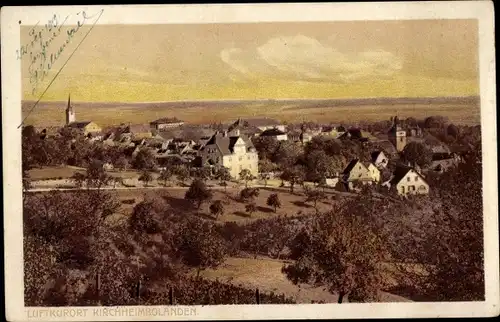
[22,96,481,128]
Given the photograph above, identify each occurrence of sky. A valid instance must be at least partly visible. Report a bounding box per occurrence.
[21,19,479,102]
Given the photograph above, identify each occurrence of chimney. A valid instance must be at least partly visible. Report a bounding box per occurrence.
[222,130,228,137]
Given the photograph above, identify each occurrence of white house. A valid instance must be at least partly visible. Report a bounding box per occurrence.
[388,166,429,196]
[199,131,259,179]
[371,151,389,169]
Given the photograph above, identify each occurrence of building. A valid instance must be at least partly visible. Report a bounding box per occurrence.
[199,131,259,179]
[338,128,369,143]
[388,166,429,196]
[342,159,376,187]
[125,124,153,139]
[242,118,286,132]
[65,94,76,125]
[388,116,407,152]
[150,117,185,131]
[67,121,102,136]
[371,151,389,169]
[366,162,381,182]
[226,118,263,138]
[259,128,288,141]
[65,94,102,135]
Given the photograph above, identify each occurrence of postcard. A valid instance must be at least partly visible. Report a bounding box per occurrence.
[1,1,498,321]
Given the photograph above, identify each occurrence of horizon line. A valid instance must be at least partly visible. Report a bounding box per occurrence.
[21,95,480,105]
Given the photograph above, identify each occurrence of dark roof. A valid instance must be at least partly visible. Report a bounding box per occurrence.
[389,166,412,185]
[68,121,92,129]
[389,166,425,185]
[260,128,286,136]
[201,132,255,156]
[151,117,184,125]
[371,151,383,162]
[342,159,360,174]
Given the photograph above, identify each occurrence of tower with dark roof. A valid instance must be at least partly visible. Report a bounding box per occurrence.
[388,115,406,152]
[65,94,76,125]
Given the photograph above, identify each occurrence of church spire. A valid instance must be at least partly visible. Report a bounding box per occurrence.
[65,94,76,125]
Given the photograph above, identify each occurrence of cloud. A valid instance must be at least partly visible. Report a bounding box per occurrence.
[220,35,403,82]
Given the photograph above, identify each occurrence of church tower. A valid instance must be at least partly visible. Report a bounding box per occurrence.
[388,115,407,152]
[65,94,76,125]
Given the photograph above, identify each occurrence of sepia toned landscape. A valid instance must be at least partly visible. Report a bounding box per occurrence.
[21,17,484,307]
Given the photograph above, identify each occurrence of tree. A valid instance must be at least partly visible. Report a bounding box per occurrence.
[282,208,386,303]
[245,202,257,216]
[304,188,326,213]
[215,167,232,192]
[85,160,111,189]
[138,171,153,187]
[159,168,173,186]
[424,116,448,129]
[258,159,276,187]
[401,142,433,168]
[280,166,305,193]
[174,165,190,185]
[129,200,161,234]
[174,218,226,278]
[111,176,123,188]
[209,200,224,219]
[114,156,130,171]
[132,148,157,171]
[447,123,459,139]
[185,179,213,210]
[239,187,260,203]
[239,169,254,188]
[71,172,86,188]
[266,193,281,213]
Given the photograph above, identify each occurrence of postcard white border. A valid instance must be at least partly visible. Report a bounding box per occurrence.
[2,1,498,320]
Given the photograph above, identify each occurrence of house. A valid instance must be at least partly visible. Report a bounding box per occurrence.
[226,119,263,138]
[259,128,288,141]
[427,152,462,173]
[125,124,153,139]
[338,128,369,143]
[366,162,381,182]
[242,118,286,132]
[67,121,102,135]
[388,166,429,196]
[199,131,259,179]
[341,159,376,188]
[150,117,185,131]
[318,126,345,138]
[371,151,389,169]
[64,94,102,135]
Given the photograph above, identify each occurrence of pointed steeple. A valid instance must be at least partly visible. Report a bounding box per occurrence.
[65,94,76,125]
[66,94,72,112]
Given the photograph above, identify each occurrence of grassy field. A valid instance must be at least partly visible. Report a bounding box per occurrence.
[112,186,339,224]
[28,166,87,180]
[22,97,481,128]
[198,256,411,303]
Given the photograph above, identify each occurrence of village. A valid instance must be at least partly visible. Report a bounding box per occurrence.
[24,94,476,197]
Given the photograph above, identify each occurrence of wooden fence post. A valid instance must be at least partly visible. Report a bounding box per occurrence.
[169,287,174,305]
[136,280,141,303]
[255,288,260,304]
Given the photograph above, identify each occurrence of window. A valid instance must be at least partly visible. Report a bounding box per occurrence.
[415,176,418,182]
[400,137,404,142]
[239,165,243,170]
[228,157,232,162]
[407,177,410,182]
[247,156,250,160]
[239,156,243,161]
